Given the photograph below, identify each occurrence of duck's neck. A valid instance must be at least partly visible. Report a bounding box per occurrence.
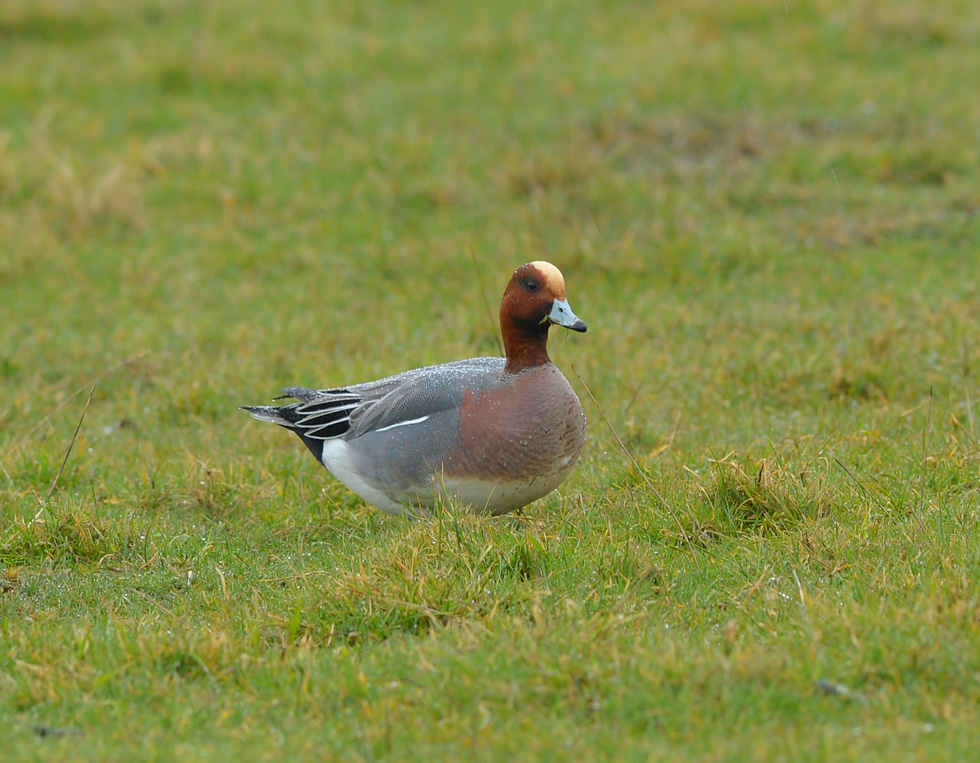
[502,321,552,374]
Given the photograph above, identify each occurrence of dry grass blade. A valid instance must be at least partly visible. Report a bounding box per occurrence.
[2,351,148,461]
[30,383,97,525]
[572,364,700,568]
[469,245,503,356]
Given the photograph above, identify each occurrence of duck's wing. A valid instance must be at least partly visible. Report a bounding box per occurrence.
[241,357,505,443]
[347,357,504,437]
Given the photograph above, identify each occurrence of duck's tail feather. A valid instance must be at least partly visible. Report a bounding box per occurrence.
[240,404,294,427]
[240,403,326,462]
[241,388,362,465]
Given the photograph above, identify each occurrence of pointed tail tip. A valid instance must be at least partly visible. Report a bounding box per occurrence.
[240,404,283,424]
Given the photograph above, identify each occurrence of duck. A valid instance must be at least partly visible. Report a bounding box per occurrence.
[241,261,588,516]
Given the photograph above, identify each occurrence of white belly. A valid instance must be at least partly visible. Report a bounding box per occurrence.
[320,440,570,516]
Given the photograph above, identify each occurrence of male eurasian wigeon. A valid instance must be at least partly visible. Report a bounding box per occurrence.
[242,261,587,516]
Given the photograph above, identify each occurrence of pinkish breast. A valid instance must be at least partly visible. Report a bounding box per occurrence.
[444,364,586,484]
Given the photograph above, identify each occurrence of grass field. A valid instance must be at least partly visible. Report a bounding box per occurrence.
[3,0,980,759]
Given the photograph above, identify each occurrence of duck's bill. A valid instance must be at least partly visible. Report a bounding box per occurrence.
[548,298,588,332]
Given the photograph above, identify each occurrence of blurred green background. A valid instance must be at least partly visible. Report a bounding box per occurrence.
[2,0,979,759]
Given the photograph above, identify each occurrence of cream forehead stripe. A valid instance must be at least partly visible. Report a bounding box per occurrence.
[526,261,566,292]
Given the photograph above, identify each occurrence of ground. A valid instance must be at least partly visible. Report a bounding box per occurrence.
[1,0,979,759]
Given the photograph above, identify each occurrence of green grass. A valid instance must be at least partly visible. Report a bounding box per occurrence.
[3,0,980,758]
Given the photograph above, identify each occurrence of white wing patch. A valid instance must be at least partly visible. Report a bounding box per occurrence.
[372,415,430,434]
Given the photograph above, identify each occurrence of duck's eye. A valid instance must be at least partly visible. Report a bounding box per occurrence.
[523,277,540,293]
